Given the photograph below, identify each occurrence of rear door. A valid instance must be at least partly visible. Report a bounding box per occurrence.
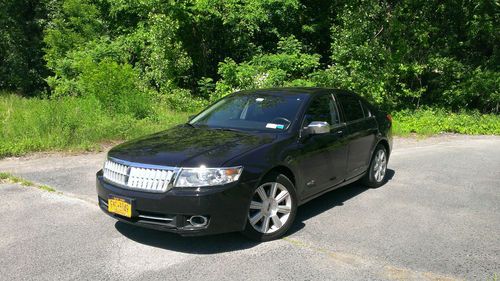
[336,93,378,179]
[297,93,348,198]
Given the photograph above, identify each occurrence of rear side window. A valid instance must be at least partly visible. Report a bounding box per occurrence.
[337,94,364,122]
[361,102,372,117]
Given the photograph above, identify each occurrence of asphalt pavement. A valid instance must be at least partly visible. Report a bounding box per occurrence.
[0,135,499,280]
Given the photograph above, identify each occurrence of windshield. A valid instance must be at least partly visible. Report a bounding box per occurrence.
[190,93,306,132]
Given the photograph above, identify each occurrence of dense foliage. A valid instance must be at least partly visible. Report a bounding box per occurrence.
[0,0,498,113]
[0,0,49,95]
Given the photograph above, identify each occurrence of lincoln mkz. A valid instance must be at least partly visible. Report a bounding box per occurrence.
[96,88,392,241]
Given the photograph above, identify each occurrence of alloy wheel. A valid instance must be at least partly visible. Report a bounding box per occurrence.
[373,149,387,182]
[248,182,293,234]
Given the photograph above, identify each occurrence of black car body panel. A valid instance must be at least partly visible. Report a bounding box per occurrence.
[108,126,277,167]
[97,87,392,236]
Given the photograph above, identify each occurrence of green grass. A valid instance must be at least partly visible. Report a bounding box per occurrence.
[393,109,500,136]
[0,171,57,192]
[39,185,56,192]
[1,172,34,186]
[0,172,35,187]
[0,93,193,158]
[0,172,10,180]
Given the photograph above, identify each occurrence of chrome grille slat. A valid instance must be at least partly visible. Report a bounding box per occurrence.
[103,159,176,193]
[138,214,173,222]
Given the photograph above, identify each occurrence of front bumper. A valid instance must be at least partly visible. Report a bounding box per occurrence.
[96,170,258,236]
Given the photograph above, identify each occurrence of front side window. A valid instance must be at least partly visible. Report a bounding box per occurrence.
[302,94,340,127]
[190,93,306,131]
[337,94,364,122]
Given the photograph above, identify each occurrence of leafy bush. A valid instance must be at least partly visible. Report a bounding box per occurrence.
[214,36,320,100]
[43,0,105,72]
[47,58,152,118]
[77,60,151,118]
[141,13,192,91]
[446,68,499,112]
[393,109,500,135]
[160,88,208,112]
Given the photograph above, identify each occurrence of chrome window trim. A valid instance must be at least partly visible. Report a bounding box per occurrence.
[330,122,347,129]
[343,114,376,125]
[344,117,368,125]
[329,94,342,127]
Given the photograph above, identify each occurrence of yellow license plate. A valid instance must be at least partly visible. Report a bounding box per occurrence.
[108,196,132,218]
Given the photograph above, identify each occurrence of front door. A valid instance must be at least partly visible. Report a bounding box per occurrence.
[297,94,348,198]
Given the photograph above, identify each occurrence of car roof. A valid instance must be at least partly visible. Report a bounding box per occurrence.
[234,87,341,96]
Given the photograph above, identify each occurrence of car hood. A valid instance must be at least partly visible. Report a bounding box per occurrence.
[108,125,276,167]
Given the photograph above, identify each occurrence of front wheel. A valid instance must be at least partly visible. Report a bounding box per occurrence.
[363,145,388,188]
[241,173,297,241]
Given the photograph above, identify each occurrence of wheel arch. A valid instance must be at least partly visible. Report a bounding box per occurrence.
[376,138,391,157]
[261,165,296,187]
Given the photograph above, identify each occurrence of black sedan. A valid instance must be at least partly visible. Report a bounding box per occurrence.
[96,87,392,241]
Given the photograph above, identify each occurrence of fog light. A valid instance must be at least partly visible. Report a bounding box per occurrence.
[187,215,208,227]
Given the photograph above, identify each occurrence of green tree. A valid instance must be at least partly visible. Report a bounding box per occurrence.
[2,0,497,113]
[312,0,499,112]
[215,36,320,99]
[0,0,49,95]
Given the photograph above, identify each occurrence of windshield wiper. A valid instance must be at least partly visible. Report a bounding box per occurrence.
[212,127,244,132]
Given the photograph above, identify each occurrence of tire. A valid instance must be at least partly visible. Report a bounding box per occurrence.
[241,173,298,241]
[363,145,388,188]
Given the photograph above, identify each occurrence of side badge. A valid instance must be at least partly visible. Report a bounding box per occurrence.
[306,180,316,187]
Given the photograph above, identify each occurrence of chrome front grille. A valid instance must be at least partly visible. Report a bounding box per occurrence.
[103,158,177,193]
[103,161,129,186]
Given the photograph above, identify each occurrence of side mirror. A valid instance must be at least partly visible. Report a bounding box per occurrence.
[305,121,331,135]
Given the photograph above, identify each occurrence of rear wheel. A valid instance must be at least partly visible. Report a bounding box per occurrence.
[363,145,388,188]
[242,173,297,241]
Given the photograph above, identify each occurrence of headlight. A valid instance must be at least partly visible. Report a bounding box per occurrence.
[174,166,243,187]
